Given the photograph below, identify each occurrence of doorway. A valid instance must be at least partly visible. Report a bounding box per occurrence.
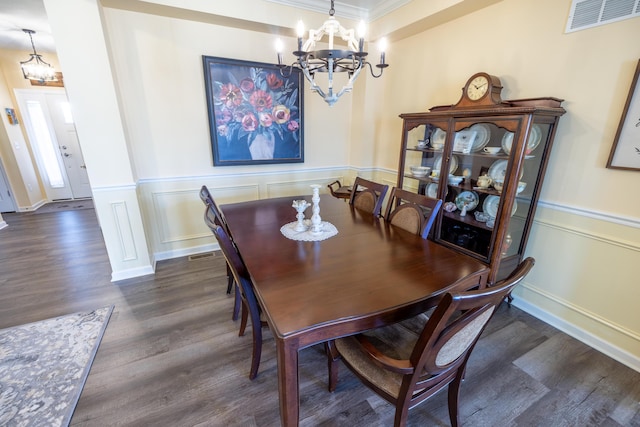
[14,89,92,200]
[0,160,17,212]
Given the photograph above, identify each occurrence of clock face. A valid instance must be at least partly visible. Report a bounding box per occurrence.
[467,75,489,101]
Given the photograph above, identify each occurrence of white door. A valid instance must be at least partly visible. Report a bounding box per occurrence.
[15,90,92,200]
[0,160,17,212]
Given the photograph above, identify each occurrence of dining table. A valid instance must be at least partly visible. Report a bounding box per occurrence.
[221,195,490,426]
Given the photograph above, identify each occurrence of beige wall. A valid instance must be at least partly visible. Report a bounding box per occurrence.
[0,0,637,370]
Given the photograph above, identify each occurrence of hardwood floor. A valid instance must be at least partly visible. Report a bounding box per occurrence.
[1,208,639,426]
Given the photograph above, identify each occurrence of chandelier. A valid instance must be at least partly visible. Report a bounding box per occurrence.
[276,0,388,106]
[20,29,57,83]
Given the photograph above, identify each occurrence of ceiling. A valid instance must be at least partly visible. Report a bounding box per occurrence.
[0,0,53,52]
[0,0,407,53]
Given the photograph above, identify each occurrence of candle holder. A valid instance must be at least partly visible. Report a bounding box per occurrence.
[292,200,311,232]
[310,184,323,234]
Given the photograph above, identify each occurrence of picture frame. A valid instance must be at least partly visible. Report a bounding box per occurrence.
[202,56,304,166]
[607,59,640,171]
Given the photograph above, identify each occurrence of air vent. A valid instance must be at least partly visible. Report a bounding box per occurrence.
[188,252,215,261]
[566,0,640,32]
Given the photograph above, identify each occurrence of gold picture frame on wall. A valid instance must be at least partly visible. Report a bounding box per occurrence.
[607,59,640,171]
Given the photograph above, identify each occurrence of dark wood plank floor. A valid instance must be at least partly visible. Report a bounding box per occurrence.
[1,208,639,426]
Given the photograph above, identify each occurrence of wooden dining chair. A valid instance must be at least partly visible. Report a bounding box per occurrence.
[199,185,240,321]
[204,210,268,380]
[384,187,443,239]
[326,257,535,427]
[349,177,389,217]
[327,180,353,200]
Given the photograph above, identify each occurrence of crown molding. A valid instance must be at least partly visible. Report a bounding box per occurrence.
[263,0,411,22]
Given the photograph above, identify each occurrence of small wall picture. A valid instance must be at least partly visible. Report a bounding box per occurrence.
[5,108,18,125]
[202,56,304,166]
[607,59,640,171]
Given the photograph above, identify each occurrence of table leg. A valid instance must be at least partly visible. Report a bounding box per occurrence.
[277,339,299,426]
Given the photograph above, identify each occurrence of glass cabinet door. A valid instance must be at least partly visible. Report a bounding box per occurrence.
[430,119,523,261]
[400,120,449,199]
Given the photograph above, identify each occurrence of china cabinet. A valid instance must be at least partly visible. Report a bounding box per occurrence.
[396,73,566,283]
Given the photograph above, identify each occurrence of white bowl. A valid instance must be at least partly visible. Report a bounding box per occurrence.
[410,166,430,177]
[448,175,464,185]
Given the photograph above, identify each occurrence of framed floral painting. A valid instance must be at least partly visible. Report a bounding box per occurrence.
[202,56,304,166]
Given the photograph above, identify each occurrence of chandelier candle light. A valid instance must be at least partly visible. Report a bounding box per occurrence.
[20,29,57,83]
[275,0,388,106]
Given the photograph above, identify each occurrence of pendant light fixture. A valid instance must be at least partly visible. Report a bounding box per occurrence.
[20,29,57,83]
[276,0,388,106]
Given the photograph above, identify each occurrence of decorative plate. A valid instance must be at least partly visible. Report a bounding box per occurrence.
[433,154,459,175]
[469,123,491,152]
[454,191,479,212]
[487,159,524,182]
[483,195,517,218]
[426,183,438,198]
[501,124,542,155]
[431,128,446,147]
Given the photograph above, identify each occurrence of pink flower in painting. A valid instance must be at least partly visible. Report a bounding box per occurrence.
[219,83,242,108]
[266,73,284,90]
[216,108,233,124]
[249,90,272,112]
[241,113,258,132]
[240,78,255,93]
[259,112,273,128]
[287,120,299,132]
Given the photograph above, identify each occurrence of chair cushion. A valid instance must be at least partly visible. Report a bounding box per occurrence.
[335,313,429,398]
[435,306,494,366]
[353,191,376,213]
[390,205,422,235]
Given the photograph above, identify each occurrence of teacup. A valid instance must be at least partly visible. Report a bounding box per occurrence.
[476,175,492,188]
[493,180,504,192]
[483,147,501,154]
[417,140,427,148]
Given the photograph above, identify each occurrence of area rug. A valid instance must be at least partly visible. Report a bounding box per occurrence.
[35,199,94,214]
[0,305,114,426]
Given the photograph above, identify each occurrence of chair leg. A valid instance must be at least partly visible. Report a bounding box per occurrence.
[447,369,464,427]
[239,300,249,337]
[248,303,263,380]
[225,263,233,294]
[232,283,241,321]
[326,340,340,392]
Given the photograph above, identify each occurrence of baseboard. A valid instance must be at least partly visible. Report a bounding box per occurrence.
[111,265,155,282]
[511,295,640,373]
[154,243,219,261]
[17,199,47,212]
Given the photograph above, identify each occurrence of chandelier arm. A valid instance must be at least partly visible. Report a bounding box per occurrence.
[365,61,386,78]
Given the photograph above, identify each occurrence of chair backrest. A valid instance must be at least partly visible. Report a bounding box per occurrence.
[327,180,342,198]
[199,185,214,207]
[384,188,443,239]
[349,177,389,217]
[200,185,231,236]
[204,207,260,317]
[410,258,534,383]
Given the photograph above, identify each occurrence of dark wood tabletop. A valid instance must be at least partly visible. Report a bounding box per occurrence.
[222,195,490,426]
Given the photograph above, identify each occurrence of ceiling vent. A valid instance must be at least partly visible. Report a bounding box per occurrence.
[566,0,640,32]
